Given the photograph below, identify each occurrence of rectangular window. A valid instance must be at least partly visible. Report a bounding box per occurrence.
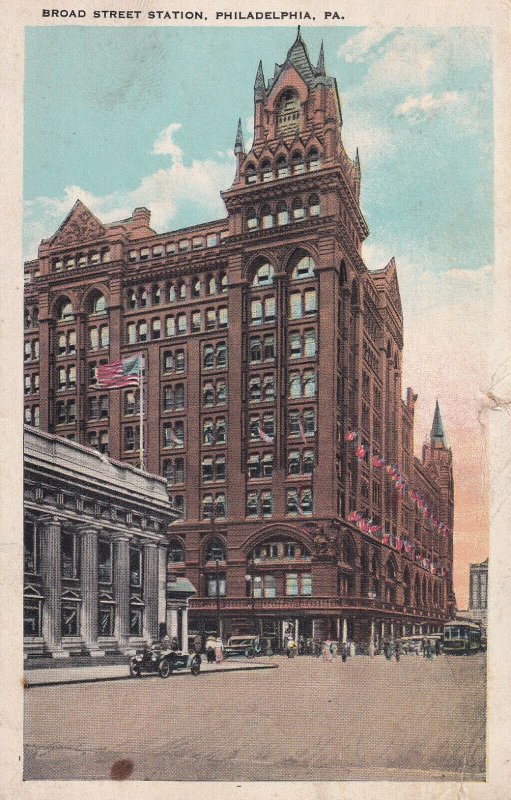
[264,296,275,322]
[129,547,142,587]
[251,300,262,325]
[285,573,299,596]
[98,540,113,583]
[290,293,302,319]
[304,289,317,315]
[301,574,312,596]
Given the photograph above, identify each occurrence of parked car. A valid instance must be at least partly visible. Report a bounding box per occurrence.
[129,643,201,678]
[223,635,263,658]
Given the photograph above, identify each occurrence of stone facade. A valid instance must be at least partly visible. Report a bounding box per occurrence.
[24,31,455,652]
[23,426,184,658]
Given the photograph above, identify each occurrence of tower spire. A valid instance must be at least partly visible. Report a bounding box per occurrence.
[430,399,446,445]
[315,40,325,75]
[254,60,265,94]
[234,118,245,155]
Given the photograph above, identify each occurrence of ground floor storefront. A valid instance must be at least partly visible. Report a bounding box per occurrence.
[188,602,446,653]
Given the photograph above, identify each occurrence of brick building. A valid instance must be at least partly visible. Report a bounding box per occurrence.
[24,30,455,650]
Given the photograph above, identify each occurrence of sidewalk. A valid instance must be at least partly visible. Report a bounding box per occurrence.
[24,658,279,687]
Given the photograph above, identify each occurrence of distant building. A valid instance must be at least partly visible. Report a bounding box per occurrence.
[468,558,488,628]
[24,426,185,659]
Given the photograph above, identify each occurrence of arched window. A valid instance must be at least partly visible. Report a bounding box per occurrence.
[292,197,305,222]
[307,148,320,171]
[245,162,257,185]
[56,298,73,321]
[261,160,273,182]
[252,262,274,287]
[152,285,161,305]
[276,155,289,179]
[192,278,201,298]
[386,559,396,581]
[291,256,316,281]
[261,205,273,229]
[277,202,289,226]
[247,208,258,231]
[277,89,300,136]
[309,194,320,216]
[168,539,184,563]
[220,273,228,294]
[291,150,305,174]
[206,538,226,562]
[207,275,216,295]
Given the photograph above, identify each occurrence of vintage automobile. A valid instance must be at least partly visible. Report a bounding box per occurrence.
[129,643,201,678]
[223,634,263,658]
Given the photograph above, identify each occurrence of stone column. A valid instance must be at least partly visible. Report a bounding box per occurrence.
[113,535,131,651]
[157,543,168,637]
[167,607,179,638]
[79,527,104,656]
[181,603,189,653]
[390,621,395,641]
[40,517,68,658]
[143,542,159,644]
[342,618,348,644]
[294,618,299,643]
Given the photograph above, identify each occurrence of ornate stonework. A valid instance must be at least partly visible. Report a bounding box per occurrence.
[50,201,106,247]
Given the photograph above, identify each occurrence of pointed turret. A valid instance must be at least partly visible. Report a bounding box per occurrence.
[234,118,245,156]
[431,400,446,446]
[254,60,265,95]
[315,40,325,75]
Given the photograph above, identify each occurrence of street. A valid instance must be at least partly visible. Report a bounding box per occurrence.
[24,653,486,781]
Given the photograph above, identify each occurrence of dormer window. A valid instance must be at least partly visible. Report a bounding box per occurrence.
[261,161,273,182]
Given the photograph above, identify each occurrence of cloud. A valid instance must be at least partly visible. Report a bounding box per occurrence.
[24,123,235,259]
[395,91,461,122]
[337,26,393,62]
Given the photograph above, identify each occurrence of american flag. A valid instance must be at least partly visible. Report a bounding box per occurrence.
[257,425,274,444]
[97,355,142,389]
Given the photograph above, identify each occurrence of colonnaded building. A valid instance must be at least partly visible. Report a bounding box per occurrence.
[24,30,456,651]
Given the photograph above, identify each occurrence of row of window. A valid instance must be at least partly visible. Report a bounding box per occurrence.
[126,307,228,343]
[127,273,228,308]
[24,307,39,330]
[24,340,40,362]
[245,488,314,518]
[55,293,106,321]
[161,449,315,485]
[24,373,40,395]
[249,289,317,326]
[246,196,320,230]
[127,232,226,263]
[53,250,111,272]
[244,149,320,184]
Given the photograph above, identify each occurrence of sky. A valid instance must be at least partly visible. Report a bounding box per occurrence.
[23,26,494,606]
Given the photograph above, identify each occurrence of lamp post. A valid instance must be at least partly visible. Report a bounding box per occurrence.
[215,556,221,636]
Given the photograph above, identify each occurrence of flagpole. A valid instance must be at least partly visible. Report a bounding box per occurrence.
[139,353,144,471]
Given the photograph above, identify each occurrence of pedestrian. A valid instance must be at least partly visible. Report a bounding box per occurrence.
[206,635,216,663]
[368,638,375,659]
[395,638,402,662]
[330,641,338,659]
[322,641,332,662]
[349,640,355,658]
[435,637,442,657]
[215,636,224,663]
[170,636,179,652]
[421,637,428,658]
[384,639,393,661]
[193,634,202,655]
[426,638,434,660]
[341,642,348,663]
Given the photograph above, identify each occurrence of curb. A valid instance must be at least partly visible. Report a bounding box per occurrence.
[24,661,279,688]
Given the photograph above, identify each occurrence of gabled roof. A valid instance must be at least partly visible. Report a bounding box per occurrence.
[45,199,107,248]
[269,27,315,91]
[371,257,403,319]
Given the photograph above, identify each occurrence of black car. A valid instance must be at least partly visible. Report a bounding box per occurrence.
[129,644,201,678]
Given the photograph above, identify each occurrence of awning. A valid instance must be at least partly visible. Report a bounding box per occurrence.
[167,577,197,598]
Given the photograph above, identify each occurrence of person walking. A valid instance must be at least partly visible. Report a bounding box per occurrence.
[349,640,355,658]
[368,638,375,659]
[435,637,442,657]
[384,639,393,661]
[215,636,224,663]
[341,642,348,663]
[394,638,402,662]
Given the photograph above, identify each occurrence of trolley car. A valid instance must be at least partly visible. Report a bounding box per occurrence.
[443,621,483,654]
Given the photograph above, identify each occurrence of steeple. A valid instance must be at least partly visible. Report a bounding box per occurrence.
[234,118,245,155]
[430,399,446,446]
[315,40,325,75]
[254,60,265,94]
